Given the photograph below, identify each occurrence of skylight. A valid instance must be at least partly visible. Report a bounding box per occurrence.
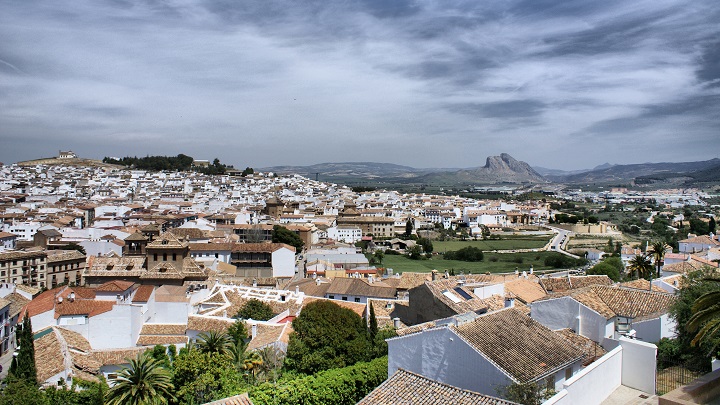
[442,289,462,303]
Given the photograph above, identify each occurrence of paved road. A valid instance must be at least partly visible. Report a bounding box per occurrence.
[546,226,580,259]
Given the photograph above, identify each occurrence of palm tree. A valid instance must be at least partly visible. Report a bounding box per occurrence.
[627,254,653,280]
[240,350,263,380]
[106,352,175,405]
[195,330,232,355]
[256,345,284,383]
[686,279,720,353]
[649,241,669,278]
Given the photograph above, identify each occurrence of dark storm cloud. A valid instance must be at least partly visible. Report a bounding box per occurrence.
[0,0,719,170]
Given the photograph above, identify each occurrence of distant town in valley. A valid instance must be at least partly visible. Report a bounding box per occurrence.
[0,149,718,404]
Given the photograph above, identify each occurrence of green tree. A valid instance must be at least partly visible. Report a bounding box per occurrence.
[417,237,434,254]
[444,246,484,262]
[285,300,372,374]
[587,262,620,282]
[687,278,720,354]
[173,349,243,404]
[250,356,388,405]
[10,313,37,382]
[500,381,555,405]
[369,304,378,341]
[271,225,304,250]
[0,377,48,405]
[195,330,233,355]
[627,254,653,280]
[405,245,424,260]
[689,218,710,235]
[668,269,720,371]
[649,241,669,278]
[105,352,175,405]
[227,319,248,345]
[372,250,384,266]
[404,218,413,237]
[236,299,274,321]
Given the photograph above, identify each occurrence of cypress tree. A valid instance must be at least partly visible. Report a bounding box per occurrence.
[14,312,37,383]
[369,304,378,341]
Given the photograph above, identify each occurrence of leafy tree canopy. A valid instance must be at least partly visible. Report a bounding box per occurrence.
[587,262,620,282]
[444,246,484,262]
[236,299,274,321]
[271,225,304,251]
[285,301,372,374]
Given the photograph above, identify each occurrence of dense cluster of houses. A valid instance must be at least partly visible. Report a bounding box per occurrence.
[0,162,718,404]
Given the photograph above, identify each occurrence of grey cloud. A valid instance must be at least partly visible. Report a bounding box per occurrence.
[448,100,545,119]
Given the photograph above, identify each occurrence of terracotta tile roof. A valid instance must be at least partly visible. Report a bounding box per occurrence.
[5,292,30,318]
[124,231,148,242]
[168,227,206,240]
[358,369,519,405]
[504,279,547,303]
[140,323,186,335]
[662,260,708,274]
[396,320,437,337]
[286,278,331,297]
[618,279,666,292]
[247,323,293,351]
[54,299,115,318]
[95,280,135,292]
[34,327,101,384]
[540,275,613,293]
[369,299,408,329]
[231,243,295,253]
[189,242,234,251]
[92,347,150,366]
[423,279,488,315]
[554,328,607,366]
[201,393,254,405]
[0,297,10,311]
[34,328,67,382]
[46,250,86,263]
[325,278,396,299]
[137,335,189,345]
[132,285,155,302]
[590,285,676,320]
[147,232,188,248]
[187,315,236,333]
[395,272,432,290]
[452,308,585,383]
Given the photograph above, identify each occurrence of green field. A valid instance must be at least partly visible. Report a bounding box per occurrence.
[432,237,550,252]
[380,251,570,274]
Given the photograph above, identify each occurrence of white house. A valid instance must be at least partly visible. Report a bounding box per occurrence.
[530,285,676,344]
[388,308,586,400]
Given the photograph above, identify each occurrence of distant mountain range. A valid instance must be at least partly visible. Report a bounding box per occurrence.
[263,155,720,186]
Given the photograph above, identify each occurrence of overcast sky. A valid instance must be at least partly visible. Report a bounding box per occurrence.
[1,0,719,170]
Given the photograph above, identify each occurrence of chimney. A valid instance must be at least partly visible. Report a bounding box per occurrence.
[505,297,515,308]
[251,323,257,339]
[522,271,528,279]
[252,279,257,288]
[393,317,401,329]
[295,286,300,295]
[368,275,374,284]
[431,270,438,281]
[529,265,534,275]
[69,292,75,302]
[315,278,321,286]
[444,271,449,279]
[223,310,227,318]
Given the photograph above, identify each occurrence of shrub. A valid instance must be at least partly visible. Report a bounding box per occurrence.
[444,246,484,262]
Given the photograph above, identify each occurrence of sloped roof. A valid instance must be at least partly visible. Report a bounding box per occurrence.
[422,279,488,315]
[187,315,236,333]
[132,285,155,302]
[246,323,293,351]
[95,280,135,293]
[540,275,613,292]
[201,393,254,405]
[554,328,607,366]
[358,369,519,405]
[325,278,396,299]
[452,308,585,383]
[504,278,547,304]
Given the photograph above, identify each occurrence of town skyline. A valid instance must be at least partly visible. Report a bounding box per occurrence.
[1,0,719,170]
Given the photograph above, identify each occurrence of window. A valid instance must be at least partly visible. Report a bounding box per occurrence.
[546,375,555,392]
[163,253,167,261]
[615,317,632,333]
[565,367,572,380]
[154,254,158,261]
[342,296,348,301]
[328,295,334,299]
[172,253,177,261]
[354,297,361,302]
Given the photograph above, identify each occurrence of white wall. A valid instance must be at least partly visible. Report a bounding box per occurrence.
[151,301,189,324]
[63,304,143,349]
[660,314,676,340]
[388,327,514,398]
[531,297,578,331]
[579,305,610,343]
[30,311,56,332]
[632,317,661,343]
[619,337,656,394]
[272,248,296,278]
[543,346,623,405]
[472,283,505,299]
